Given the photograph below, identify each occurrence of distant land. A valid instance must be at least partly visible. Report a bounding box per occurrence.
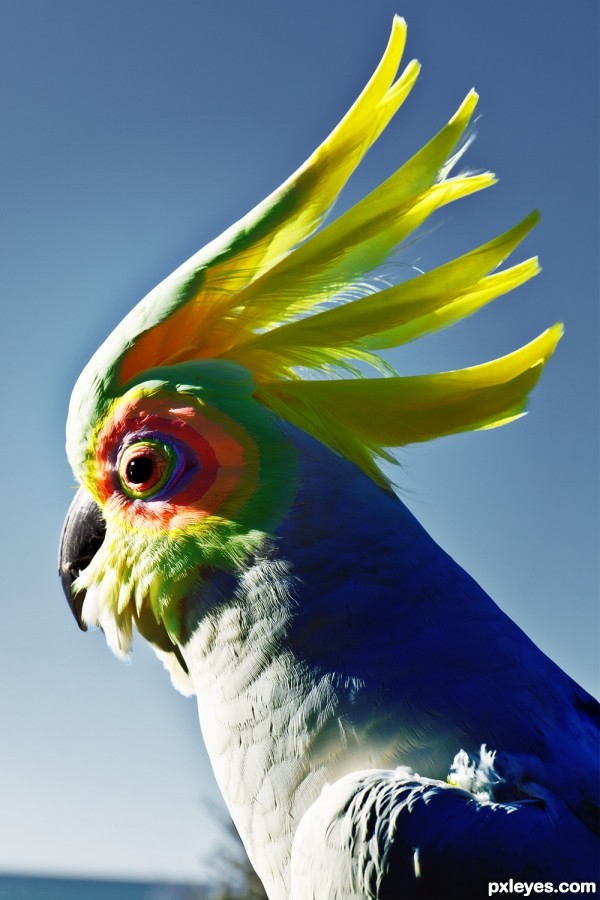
[0,875,210,900]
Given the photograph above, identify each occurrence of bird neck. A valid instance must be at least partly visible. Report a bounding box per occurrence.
[177,430,432,898]
[180,555,333,899]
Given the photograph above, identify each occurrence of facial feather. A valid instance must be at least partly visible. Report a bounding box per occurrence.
[75,361,297,654]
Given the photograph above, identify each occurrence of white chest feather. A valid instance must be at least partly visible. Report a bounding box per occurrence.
[180,560,359,898]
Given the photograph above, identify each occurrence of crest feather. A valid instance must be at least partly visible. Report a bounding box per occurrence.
[67,17,561,487]
[256,325,562,485]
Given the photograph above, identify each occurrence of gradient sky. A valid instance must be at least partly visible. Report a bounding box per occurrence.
[0,0,598,886]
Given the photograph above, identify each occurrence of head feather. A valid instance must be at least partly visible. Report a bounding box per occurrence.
[67,15,561,488]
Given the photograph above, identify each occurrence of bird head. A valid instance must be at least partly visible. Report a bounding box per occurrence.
[60,358,298,661]
[59,16,561,672]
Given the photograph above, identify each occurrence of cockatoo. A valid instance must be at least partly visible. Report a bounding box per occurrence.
[59,17,599,900]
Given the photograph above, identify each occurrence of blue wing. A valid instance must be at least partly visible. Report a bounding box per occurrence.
[291,766,599,899]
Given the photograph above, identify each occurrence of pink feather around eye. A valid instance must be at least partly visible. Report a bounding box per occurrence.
[93,392,260,533]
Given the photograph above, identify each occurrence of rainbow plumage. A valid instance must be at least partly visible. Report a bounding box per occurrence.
[60,17,597,900]
[67,16,559,490]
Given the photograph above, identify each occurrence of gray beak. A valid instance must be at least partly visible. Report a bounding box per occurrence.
[59,488,106,631]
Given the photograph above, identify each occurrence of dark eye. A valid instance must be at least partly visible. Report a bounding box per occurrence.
[118,441,177,499]
[126,455,154,485]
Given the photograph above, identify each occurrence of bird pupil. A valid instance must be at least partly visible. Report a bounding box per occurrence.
[126,456,154,485]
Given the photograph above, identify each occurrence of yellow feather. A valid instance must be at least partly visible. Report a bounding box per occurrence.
[232,213,540,375]
[256,325,563,486]
[116,15,418,381]
[221,91,487,344]
[68,18,562,489]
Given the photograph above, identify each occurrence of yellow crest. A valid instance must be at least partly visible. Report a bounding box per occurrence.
[67,16,560,487]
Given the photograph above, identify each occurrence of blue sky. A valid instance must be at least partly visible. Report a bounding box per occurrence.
[0,0,597,885]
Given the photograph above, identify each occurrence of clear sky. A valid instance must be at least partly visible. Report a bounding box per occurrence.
[0,0,597,886]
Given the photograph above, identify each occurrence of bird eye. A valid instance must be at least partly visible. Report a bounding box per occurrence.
[118,441,177,499]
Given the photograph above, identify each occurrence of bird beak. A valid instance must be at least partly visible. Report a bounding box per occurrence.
[59,488,106,631]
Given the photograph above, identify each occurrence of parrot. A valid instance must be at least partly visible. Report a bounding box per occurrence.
[59,17,599,900]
